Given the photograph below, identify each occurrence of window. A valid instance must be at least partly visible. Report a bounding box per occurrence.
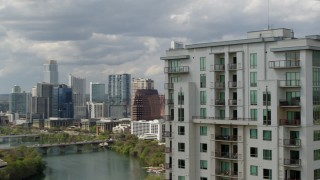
[263,149,272,160]
[250,72,257,87]
[263,169,272,179]
[200,143,207,153]
[200,177,207,180]
[285,51,300,61]
[263,109,271,125]
[250,53,257,69]
[178,159,185,169]
[200,74,206,88]
[200,91,206,105]
[221,127,230,136]
[178,126,185,135]
[250,165,258,176]
[200,160,208,170]
[200,108,206,118]
[314,149,320,160]
[178,92,184,105]
[178,108,184,121]
[178,143,185,152]
[250,90,257,105]
[250,129,257,139]
[200,57,206,71]
[250,147,258,157]
[314,130,320,141]
[219,109,225,119]
[315,169,320,179]
[263,91,271,106]
[200,126,207,136]
[178,176,185,180]
[263,130,272,141]
[286,72,300,86]
[250,109,257,120]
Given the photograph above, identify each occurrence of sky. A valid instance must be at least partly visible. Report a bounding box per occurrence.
[0,0,319,94]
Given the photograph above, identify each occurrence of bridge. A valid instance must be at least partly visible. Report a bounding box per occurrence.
[0,134,40,138]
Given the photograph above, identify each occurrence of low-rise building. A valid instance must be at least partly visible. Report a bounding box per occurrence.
[131,119,164,141]
[44,117,73,128]
[113,124,131,134]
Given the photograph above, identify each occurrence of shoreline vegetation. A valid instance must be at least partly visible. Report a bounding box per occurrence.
[0,127,165,180]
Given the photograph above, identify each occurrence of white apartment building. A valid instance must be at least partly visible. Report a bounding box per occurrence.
[87,102,105,119]
[131,119,164,141]
[161,28,320,180]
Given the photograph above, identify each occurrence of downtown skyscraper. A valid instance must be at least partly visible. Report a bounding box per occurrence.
[69,74,86,119]
[43,60,59,85]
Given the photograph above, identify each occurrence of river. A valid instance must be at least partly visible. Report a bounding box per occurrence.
[30,150,148,180]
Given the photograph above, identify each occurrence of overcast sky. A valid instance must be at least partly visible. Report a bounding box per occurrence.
[0,0,319,94]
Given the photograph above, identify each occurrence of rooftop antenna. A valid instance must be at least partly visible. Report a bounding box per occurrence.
[267,0,270,30]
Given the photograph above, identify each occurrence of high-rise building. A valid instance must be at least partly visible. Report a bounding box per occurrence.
[108,74,131,118]
[131,78,154,115]
[52,84,73,118]
[131,89,161,121]
[43,60,59,85]
[90,82,105,103]
[162,28,320,180]
[69,74,86,119]
[9,86,31,115]
[86,102,106,119]
[31,83,53,119]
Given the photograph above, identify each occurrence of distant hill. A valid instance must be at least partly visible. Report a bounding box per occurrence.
[0,94,9,102]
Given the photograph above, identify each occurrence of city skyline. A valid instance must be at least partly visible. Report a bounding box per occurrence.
[0,1,320,94]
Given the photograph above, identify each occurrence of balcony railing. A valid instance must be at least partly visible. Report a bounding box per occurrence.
[165,147,171,153]
[279,119,301,126]
[164,83,174,90]
[284,178,301,180]
[279,99,300,107]
[269,60,300,69]
[215,99,225,106]
[211,82,225,89]
[192,116,255,121]
[279,80,301,87]
[216,169,238,177]
[228,99,237,106]
[165,99,174,105]
[215,135,239,142]
[163,131,172,138]
[283,139,301,147]
[164,66,189,73]
[163,115,174,121]
[228,63,237,70]
[284,159,301,167]
[165,163,172,169]
[215,152,239,159]
[210,64,225,71]
[228,81,237,88]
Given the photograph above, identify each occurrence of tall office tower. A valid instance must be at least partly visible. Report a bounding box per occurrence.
[31,83,54,118]
[43,60,59,85]
[131,78,154,115]
[86,102,106,118]
[108,74,131,119]
[52,84,73,118]
[131,89,161,121]
[69,74,86,119]
[9,86,31,115]
[90,82,105,103]
[162,29,320,180]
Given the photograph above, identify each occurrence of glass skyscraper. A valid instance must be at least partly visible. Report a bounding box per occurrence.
[43,60,59,85]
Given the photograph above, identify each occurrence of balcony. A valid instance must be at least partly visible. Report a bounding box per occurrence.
[210,64,225,71]
[215,152,239,160]
[164,66,189,73]
[284,159,301,167]
[228,99,237,106]
[279,99,300,107]
[165,163,172,169]
[165,147,171,153]
[279,119,301,126]
[165,99,174,105]
[163,115,173,121]
[228,63,237,70]
[211,82,225,89]
[279,80,301,88]
[215,99,225,106]
[163,131,172,138]
[215,169,239,178]
[269,60,300,69]
[283,139,301,147]
[164,83,174,90]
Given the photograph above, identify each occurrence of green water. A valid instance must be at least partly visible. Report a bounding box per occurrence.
[36,151,147,180]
